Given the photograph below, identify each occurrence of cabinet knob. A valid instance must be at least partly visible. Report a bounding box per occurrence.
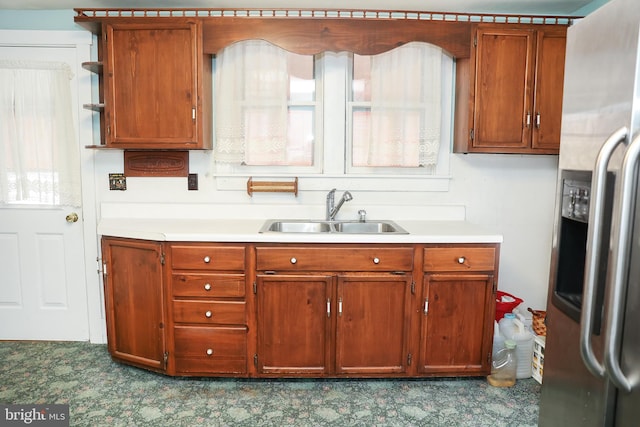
[204,283,211,291]
[206,348,213,356]
[373,257,380,264]
[458,256,466,264]
[205,310,212,318]
[290,257,297,264]
[203,256,211,263]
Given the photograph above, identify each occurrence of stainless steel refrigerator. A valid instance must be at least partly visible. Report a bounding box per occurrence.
[539,0,640,425]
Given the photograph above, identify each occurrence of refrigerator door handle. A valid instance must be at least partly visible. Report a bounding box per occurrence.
[581,126,628,378]
[605,132,640,393]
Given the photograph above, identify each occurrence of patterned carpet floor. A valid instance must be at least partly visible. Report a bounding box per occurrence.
[0,341,540,426]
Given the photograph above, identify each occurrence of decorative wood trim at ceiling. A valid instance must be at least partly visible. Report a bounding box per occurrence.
[74,8,574,24]
[74,8,574,58]
[124,150,189,177]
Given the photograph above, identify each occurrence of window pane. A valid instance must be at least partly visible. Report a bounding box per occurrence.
[288,52,315,103]
[349,43,451,170]
[352,54,370,102]
[214,41,317,169]
[287,107,314,166]
[351,108,370,166]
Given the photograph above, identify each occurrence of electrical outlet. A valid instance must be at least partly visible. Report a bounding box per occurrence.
[188,173,198,191]
[109,173,126,191]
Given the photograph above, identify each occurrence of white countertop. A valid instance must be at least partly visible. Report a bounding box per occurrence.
[98,218,503,244]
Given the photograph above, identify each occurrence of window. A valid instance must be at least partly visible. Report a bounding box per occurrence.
[349,43,453,175]
[0,61,81,206]
[213,40,454,189]
[214,40,320,175]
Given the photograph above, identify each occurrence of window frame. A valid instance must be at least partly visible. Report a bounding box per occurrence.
[213,47,454,193]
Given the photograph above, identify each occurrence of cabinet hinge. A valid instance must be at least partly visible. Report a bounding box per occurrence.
[97,258,104,275]
[411,281,416,295]
[407,353,412,366]
[470,128,475,141]
[253,354,258,367]
[163,352,169,370]
[253,282,257,294]
[493,279,497,295]
[160,253,165,265]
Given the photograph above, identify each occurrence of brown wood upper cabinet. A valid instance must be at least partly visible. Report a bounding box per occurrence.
[103,20,212,149]
[456,25,566,154]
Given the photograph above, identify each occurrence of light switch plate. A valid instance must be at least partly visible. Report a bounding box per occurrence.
[188,173,198,191]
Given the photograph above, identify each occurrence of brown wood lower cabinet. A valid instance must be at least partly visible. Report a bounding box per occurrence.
[418,273,495,375]
[256,274,333,376]
[101,238,499,378]
[173,325,247,374]
[418,246,498,376]
[335,274,411,375]
[101,237,167,372]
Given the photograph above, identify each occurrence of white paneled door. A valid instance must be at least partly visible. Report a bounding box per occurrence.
[0,34,96,341]
[0,208,89,340]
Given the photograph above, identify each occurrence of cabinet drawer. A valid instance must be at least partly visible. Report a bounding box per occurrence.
[170,245,245,271]
[256,247,413,272]
[172,273,245,298]
[174,326,247,374]
[423,247,496,272]
[173,300,245,324]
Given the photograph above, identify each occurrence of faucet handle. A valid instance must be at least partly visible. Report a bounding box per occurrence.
[358,209,367,222]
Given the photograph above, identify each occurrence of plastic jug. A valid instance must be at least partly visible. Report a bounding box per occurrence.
[487,339,517,387]
[492,320,505,361]
[500,318,535,379]
[498,312,517,338]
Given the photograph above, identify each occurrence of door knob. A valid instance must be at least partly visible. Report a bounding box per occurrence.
[65,212,79,223]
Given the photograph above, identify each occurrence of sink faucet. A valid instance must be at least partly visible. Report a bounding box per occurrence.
[326,188,353,220]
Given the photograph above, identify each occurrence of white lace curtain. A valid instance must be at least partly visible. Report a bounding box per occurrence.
[215,40,289,164]
[0,60,81,206]
[367,42,443,167]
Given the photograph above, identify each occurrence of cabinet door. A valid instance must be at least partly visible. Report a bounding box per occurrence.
[335,274,411,375]
[102,237,166,371]
[256,274,333,375]
[105,21,204,148]
[472,27,535,151]
[531,29,566,151]
[418,273,495,375]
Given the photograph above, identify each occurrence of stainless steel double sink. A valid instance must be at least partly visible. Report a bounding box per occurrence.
[259,219,409,234]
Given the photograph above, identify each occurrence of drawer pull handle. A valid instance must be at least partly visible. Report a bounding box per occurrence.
[373,257,380,264]
[458,257,466,264]
[205,310,212,318]
[204,283,211,291]
[206,348,214,356]
[203,256,211,263]
[290,257,297,264]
